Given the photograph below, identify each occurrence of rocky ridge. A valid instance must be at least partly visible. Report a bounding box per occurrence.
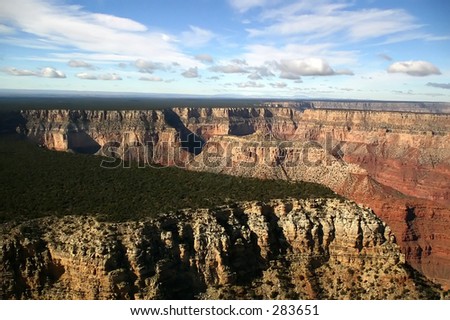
[0,198,439,299]
[10,106,450,288]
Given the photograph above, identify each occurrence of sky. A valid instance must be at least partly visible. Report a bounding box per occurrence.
[0,0,449,101]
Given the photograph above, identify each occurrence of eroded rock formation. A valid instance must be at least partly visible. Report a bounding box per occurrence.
[0,199,439,299]
[12,106,450,289]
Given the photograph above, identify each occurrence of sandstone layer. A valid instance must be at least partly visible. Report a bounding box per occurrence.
[0,199,440,299]
[12,106,450,288]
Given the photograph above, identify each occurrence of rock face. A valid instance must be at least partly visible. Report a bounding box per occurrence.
[13,106,450,288]
[298,109,450,203]
[290,109,450,288]
[0,199,439,299]
[305,101,450,113]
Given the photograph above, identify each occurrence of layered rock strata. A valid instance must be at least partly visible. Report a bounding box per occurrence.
[12,107,450,288]
[0,199,439,299]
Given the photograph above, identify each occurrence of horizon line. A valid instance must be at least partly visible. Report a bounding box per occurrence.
[0,88,449,104]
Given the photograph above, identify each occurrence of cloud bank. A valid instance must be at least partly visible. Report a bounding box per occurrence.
[76,72,122,80]
[0,0,198,66]
[277,58,335,76]
[139,76,163,82]
[195,54,214,63]
[236,81,264,88]
[246,2,421,42]
[426,82,450,89]
[135,59,165,73]
[228,0,269,13]
[210,64,249,74]
[181,67,199,78]
[68,60,94,69]
[3,66,66,78]
[387,61,441,76]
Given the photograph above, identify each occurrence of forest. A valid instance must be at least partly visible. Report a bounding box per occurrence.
[0,134,339,222]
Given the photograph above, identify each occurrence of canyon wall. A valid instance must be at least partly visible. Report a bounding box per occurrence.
[291,109,450,288]
[14,106,450,288]
[1,198,440,299]
[309,101,450,113]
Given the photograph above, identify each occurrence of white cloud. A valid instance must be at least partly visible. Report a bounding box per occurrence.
[387,60,441,77]
[248,2,422,42]
[41,67,66,78]
[231,58,247,65]
[248,72,262,80]
[181,67,199,78]
[76,72,122,80]
[379,32,450,45]
[348,9,420,41]
[0,0,198,66]
[99,73,122,81]
[270,82,287,88]
[3,67,37,76]
[243,43,358,67]
[279,71,301,80]
[195,54,214,63]
[0,23,14,34]
[278,58,335,76]
[139,76,163,82]
[180,26,214,47]
[261,2,358,21]
[228,0,269,13]
[233,44,354,79]
[335,69,354,76]
[68,59,93,69]
[210,64,249,73]
[3,66,65,78]
[0,36,62,50]
[49,53,139,62]
[90,13,147,32]
[426,82,450,89]
[75,72,96,80]
[135,59,165,73]
[236,81,265,88]
[240,65,274,81]
[252,65,274,77]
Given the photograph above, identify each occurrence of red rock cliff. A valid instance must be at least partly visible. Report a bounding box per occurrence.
[18,107,450,288]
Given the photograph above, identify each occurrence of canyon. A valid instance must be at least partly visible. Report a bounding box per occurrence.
[1,102,449,296]
[0,199,440,299]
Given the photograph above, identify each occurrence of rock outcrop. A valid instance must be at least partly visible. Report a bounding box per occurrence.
[292,109,450,288]
[306,101,450,113]
[0,198,440,299]
[11,106,450,289]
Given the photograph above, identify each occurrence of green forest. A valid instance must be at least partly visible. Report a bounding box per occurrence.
[0,134,339,222]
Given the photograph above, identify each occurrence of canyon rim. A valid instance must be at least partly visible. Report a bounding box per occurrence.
[1,100,449,299]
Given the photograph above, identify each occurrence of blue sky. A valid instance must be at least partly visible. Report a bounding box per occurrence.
[0,0,449,101]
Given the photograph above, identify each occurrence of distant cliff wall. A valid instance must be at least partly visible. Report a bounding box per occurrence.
[304,101,450,113]
[13,107,450,288]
